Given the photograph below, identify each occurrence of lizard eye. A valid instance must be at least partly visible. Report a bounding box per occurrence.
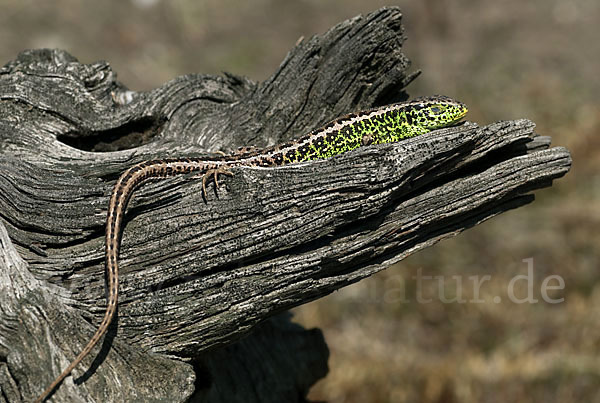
[430,106,442,114]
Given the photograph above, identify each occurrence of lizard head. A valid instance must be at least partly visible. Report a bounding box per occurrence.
[409,95,468,129]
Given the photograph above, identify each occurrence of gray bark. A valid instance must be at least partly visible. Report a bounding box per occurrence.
[0,7,570,403]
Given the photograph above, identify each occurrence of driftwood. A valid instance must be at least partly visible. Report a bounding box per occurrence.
[0,7,570,403]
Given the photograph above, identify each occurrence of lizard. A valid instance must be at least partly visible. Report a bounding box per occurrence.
[35,95,467,402]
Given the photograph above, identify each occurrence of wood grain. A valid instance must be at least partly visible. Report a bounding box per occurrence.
[0,7,570,403]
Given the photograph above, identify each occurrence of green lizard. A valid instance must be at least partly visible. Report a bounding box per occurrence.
[35,95,467,402]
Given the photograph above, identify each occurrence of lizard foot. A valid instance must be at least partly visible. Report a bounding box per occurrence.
[201,168,234,198]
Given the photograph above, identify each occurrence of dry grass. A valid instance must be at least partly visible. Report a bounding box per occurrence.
[1,1,598,401]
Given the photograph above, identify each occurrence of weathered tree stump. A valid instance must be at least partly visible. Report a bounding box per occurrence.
[0,7,570,403]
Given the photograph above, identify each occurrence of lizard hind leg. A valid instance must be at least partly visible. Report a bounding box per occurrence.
[201,167,234,198]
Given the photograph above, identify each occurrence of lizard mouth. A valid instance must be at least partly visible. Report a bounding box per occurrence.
[454,106,469,123]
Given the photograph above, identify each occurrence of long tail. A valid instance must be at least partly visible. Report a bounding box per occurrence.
[35,159,227,401]
[34,165,131,403]
[34,300,117,402]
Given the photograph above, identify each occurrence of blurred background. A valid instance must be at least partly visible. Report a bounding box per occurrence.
[1,0,597,402]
